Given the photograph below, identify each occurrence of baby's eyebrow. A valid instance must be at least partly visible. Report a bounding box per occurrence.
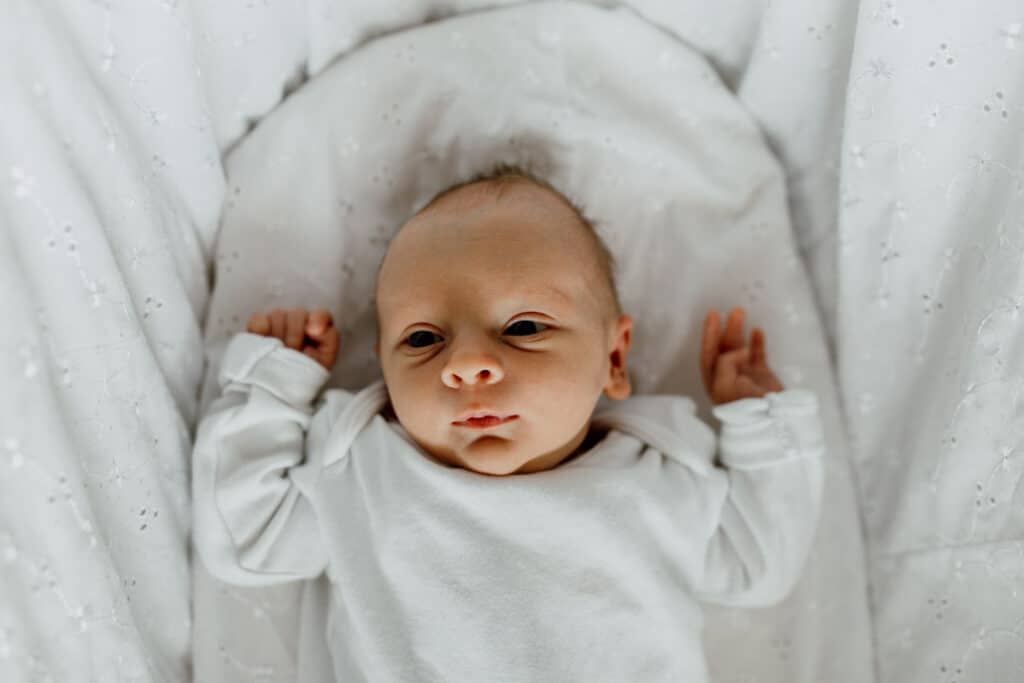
[522,285,572,306]
[389,285,572,316]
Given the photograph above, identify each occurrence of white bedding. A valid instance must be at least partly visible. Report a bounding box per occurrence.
[1,1,1022,682]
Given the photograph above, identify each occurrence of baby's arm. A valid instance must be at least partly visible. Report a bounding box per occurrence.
[693,390,825,607]
[192,332,342,587]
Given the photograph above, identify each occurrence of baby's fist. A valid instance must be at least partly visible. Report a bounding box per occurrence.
[247,308,341,371]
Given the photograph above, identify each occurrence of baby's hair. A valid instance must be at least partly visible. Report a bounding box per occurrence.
[421,163,623,320]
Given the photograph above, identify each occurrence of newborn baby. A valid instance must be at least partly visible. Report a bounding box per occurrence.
[193,168,824,682]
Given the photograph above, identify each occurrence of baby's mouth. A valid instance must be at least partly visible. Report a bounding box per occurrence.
[453,415,518,429]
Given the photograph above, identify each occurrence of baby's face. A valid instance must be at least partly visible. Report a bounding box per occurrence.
[375,180,632,476]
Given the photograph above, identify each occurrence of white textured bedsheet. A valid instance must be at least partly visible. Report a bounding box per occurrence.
[1,1,1022,682]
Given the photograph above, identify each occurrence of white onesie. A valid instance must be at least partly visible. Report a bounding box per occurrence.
[193,332,825,682]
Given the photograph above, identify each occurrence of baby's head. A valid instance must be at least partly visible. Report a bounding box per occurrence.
[374,166,633,476]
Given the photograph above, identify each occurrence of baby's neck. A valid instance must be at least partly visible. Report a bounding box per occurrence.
[553,424,606,468]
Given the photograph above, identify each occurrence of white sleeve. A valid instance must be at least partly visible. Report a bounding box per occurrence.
[192,332,343,587]
[694,389,825,608]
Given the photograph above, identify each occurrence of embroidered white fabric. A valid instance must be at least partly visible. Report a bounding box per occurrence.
[1,1,1021,682]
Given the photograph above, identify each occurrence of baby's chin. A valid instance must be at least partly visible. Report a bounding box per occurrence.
[425,422,594,476]
[416,436,547,476]
[448,439,538,477]
[458,461,527,477]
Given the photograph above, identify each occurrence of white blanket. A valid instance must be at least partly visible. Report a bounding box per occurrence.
[1,2,219,680]
[2,1,1022,682]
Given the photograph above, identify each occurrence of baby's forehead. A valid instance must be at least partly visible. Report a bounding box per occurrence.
[376,176,611,314]
[379,221,587,304]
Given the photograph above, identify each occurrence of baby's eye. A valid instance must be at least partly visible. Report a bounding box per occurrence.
[405,330,442,348]
[504,320,548,336]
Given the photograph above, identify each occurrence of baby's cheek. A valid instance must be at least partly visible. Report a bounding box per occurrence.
[536,370,596,423]
[386,376,427,427]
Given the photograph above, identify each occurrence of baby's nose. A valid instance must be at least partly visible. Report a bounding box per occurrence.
[442,355,504,388]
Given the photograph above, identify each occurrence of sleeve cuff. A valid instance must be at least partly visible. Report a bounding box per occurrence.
[218,333,330,407]
[711,389,824,468]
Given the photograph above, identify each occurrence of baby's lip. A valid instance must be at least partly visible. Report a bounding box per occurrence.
[452,411,517,425]
[453,415,518,430]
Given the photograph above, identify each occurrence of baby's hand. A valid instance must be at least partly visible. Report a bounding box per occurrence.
[700,307,784,405]
[247,308,341,371]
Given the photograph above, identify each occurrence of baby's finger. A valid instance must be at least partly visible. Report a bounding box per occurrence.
[721,307,746,351]
[751,328,767,366]
[306,309,333,337]
[285,309,308,350]
[734,374,767,399]
[247,313,270,335]
[269,310,287,341]
[716,346,750,374]
[713,346,750,395]
[305,328,340,371]
[700,311,721,393]
[748,363,785,393]
[318,325,341,357]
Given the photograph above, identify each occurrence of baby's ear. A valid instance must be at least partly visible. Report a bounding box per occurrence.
[603,314,633,400]
[603,367,632,400]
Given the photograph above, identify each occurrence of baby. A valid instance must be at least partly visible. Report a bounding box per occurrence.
[193,168,824,682]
